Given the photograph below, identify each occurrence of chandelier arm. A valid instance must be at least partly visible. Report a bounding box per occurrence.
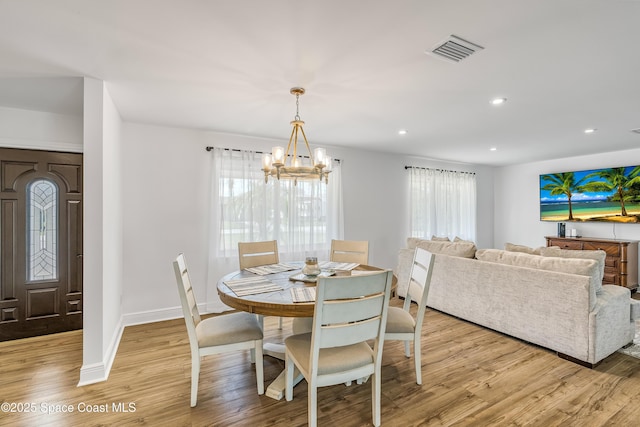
[292,124,299,160]
[298,126,315,165]
[284,126,297,164]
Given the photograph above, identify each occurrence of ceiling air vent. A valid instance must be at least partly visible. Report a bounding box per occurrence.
[427,35,484,63]
[631,128,640,134]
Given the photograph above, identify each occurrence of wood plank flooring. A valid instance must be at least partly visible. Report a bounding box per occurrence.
[2,296,640,426]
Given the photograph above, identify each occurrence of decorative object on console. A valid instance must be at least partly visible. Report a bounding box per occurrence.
[261,87,332,185]
[540,165,640,223]
[545,236,638,291]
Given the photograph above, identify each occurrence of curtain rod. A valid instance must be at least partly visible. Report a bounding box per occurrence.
[206,146,341,163]
[404,165,475,175]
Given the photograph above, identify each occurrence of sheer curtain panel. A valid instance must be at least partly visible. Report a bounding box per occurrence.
[408,167,476,241]
[209,147,343,264]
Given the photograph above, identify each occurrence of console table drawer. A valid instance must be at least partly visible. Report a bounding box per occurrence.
[547,238,583,250]
[603,272,618,285]
[583,241,620,257]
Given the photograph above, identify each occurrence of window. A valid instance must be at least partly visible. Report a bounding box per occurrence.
[27,179,58,281]
[210,148,343,259]
[408,167,476,241]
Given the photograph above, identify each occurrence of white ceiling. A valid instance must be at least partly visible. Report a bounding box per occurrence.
[1,0,639,166]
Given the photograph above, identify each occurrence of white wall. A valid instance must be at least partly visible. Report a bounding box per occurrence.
[494,148,640,250]
[119,123,495,320]
[0,105,82,151]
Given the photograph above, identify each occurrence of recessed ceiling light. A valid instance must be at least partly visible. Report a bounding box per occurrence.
[398,129,408,135]
[489,147,497,151]
[584,128,596,134]
[491,97,507,105]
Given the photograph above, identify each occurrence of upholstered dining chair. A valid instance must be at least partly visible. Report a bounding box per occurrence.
[173,253,264,406]
[329,239,369,265]
[284,270,393,427]
[384,247,435,385]
[238,240,279,270]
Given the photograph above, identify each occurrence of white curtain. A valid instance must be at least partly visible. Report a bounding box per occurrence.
[408,167,476,241]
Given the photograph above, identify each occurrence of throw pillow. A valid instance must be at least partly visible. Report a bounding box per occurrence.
[416,239,476,258]
[454,236,474,244]
[431,235,450,241]
[504,242,543,255]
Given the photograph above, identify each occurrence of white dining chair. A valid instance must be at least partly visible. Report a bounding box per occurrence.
[384,247,435,385]
[284,270,393,427]
[238,240,279,270]
[330,239,369,265]
[173,253,264,406]
[238,240,284,328]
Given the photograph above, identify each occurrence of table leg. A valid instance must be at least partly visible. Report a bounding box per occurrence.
[266,365,304,400]
[262,343,304,400]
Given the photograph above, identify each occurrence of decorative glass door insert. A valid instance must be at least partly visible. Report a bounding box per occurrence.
[27,179,58,281]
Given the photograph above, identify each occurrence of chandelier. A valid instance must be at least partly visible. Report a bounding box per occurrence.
[261,87,332,184]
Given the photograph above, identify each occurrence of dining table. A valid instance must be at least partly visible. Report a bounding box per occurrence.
[217,261,396,400]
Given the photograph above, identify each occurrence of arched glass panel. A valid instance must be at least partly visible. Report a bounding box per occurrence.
[28,179,58,281]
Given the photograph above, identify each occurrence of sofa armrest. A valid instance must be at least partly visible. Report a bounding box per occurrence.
[589,285,634,363]
[631,298,640,321]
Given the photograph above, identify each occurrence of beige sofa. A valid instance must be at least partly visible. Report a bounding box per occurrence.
[394,238,640,366]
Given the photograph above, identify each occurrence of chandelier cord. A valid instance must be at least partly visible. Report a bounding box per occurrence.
[294,92,301,121]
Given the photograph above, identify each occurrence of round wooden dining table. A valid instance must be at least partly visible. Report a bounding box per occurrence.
[216,262,396,400]
[217,263,395,317]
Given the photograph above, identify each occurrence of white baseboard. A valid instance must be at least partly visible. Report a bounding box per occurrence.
[121,305,187,327]
[77,318,124,386]
[121,303,232,327]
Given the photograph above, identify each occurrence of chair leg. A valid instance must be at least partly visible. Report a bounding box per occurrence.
[278,316,283,329]
[372,372,381,427]
[308,384,317,427]
[285,353,294,401]
[414,338,422,385]
[190,353,200,407]
[404,340,410,357]
[255,340,264,395]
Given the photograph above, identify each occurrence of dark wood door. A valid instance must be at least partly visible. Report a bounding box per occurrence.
[0,148,83,341]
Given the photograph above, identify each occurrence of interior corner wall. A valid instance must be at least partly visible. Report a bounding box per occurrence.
[79,77,124,385]
[494,147,640,250]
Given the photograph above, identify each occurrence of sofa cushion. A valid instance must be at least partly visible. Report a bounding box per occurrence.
[539,247,605,292]
[406,238,476,258]
[431,235,450,241]
[504,242,544,255]
[476,249,600,292]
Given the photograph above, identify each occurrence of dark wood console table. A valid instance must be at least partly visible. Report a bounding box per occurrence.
[545,236,638,291]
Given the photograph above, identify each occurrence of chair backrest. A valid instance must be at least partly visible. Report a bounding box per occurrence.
[173,253,201,352]
[238,240,279,270]
[330,239,369,264]
[403,247,436,329]
[311,270,393,370]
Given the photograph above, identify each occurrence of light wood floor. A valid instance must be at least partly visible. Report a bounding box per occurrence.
[2,296,640,427]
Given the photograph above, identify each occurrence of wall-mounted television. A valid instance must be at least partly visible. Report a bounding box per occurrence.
[540,165,640,223]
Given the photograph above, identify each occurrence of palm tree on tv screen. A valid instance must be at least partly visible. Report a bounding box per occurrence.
[583,166,640,216]
[540,172,588,220]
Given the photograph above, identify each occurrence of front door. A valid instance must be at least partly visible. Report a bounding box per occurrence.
[0,148,83,341]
